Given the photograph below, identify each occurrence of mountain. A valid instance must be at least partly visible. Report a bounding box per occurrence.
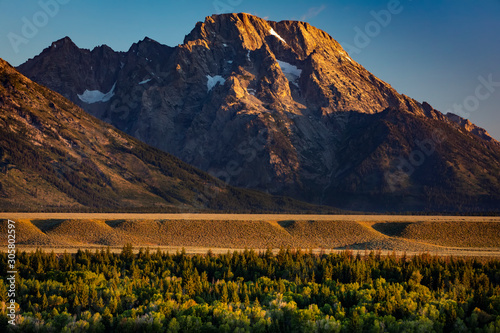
[17,13,500,212]
[0,58,328,213]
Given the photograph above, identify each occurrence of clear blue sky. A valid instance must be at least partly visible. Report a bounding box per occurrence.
[1,0,499,139]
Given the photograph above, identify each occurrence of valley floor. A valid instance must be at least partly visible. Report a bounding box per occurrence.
[1,214,499,257]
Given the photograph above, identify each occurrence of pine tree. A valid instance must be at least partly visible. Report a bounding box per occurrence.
[42,293,48,310]
[95,297,105,311]
[221,284,229,303]
[72,294,80,311]
[231,288,240,304]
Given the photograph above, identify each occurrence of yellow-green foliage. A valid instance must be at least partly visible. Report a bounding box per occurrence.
[0,248,500,332]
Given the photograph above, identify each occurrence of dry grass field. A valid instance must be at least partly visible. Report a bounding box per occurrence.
[0,214,499,256]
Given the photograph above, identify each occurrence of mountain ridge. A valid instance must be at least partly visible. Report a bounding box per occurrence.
[16,13,500,212]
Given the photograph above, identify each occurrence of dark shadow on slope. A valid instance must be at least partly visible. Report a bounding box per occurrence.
[371,222,412,237]
[105,219,128,228]
[277,220,296,228]
[31,219,66,233]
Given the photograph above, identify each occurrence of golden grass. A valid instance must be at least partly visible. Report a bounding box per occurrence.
[279,220,385,248]
[0,219,59,246]
[114,220,292,248]
[398,222,500,247]
[0,216,499,256]
[44,219,143,246]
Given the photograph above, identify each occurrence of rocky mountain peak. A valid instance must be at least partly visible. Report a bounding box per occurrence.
[91,43,115,55]
[15,14,500,212]
[41,37,117,63]
[128,36,173,57]
[50,36,79,50]
[184,13,271,50]
[184,13,346,60]
[130,36,161,50]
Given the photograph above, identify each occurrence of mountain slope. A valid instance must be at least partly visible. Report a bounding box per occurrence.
[325,109,500,211]
[17,13,500,212]
[0,58,327,213]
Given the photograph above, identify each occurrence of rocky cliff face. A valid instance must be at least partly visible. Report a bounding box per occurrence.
[17,13,500,212]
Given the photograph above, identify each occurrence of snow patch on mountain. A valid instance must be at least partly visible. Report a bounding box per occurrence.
[339,50,353,62]
[77,83,116,104]
[206,75,225,92]
[269,28,286,43]
[277,60,301,85]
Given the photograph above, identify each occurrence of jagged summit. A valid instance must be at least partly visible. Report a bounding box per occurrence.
[50,36,77,48]
[142,36,158,43]
[131,36,164,49]
[186,13,347,60]
[48,36,115,54]
[16,13,500,212]
[185,13,282,50]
